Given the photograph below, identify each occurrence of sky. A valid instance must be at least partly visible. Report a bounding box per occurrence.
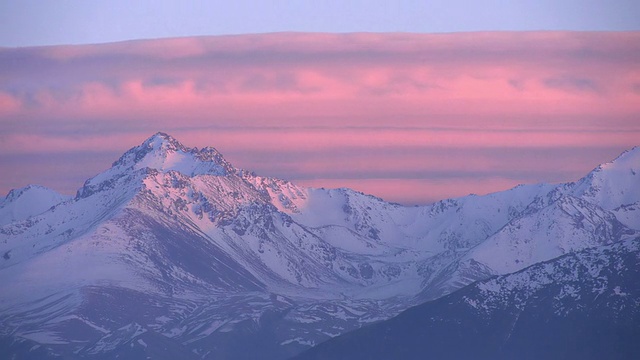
[1,2,639,204]
[2,1,640,47]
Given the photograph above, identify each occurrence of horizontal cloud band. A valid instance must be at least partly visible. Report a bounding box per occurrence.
[1,32,638,203]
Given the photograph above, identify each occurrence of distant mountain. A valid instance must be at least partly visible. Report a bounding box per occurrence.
[0,184,70,226]
[294,237,640,360]
[0,133,637,359]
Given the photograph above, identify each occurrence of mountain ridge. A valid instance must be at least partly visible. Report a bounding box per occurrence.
[1,133,638,359]
[294,236,640,360]
[0,185,70,226]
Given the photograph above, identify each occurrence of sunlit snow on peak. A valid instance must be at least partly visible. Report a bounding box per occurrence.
[79,133,235,197]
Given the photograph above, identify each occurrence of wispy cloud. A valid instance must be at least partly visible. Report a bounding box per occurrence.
[1,32,639,203]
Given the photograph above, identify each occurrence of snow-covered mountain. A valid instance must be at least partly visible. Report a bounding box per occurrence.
[294,236,640,360]
[0,133,638,359]
[0,185,70,226]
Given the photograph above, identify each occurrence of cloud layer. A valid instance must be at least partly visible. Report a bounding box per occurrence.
[1,32,639,203]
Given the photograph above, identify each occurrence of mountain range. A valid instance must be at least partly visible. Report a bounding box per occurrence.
[1,132,638,359]
[294,236,640,360]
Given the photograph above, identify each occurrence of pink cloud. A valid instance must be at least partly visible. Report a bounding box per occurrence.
[0,92,21,115]
[1,32,639,203]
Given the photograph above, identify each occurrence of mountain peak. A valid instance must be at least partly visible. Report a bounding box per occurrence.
[142,132,187,153]
[78,133,236,198]
[0,185,69,226]
[581,145,640,179]
[113,132,187,168]
[601,145,640,171]
[3,184,49,202]
[111,132,234,175]
[569,145,640,210]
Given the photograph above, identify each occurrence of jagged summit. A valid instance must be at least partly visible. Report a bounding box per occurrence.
[78,133,236,198]
[112,132,235,175]
[134,132,189,157]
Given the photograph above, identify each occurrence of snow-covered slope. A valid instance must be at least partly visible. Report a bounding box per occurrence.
[469,195,633,274]
[0,185,69,226]
[569,146,640,211]
[295,237,640,360]
[417,154,640,301]
[0,133,638,359]
[567,146,640,229]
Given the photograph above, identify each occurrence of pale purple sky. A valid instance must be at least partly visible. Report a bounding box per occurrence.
[1,0,639,47]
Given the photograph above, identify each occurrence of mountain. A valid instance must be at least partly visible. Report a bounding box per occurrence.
[0,185,70,226]
[570,146,640,212]
[294,237,640,360]
[0,133,638,359]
